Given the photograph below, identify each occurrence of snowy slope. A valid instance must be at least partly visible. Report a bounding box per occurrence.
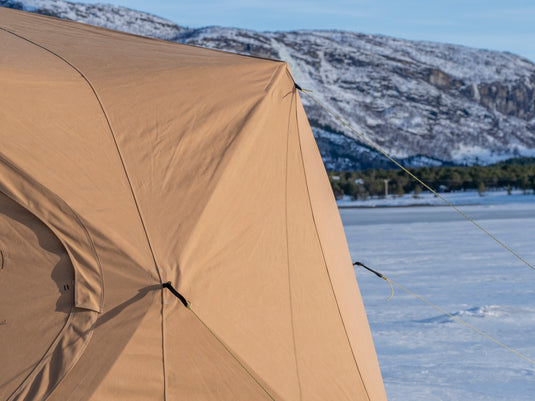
[4,0,535,169]
[0,0,183,39]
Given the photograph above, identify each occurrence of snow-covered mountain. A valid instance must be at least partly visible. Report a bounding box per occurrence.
[179,28,535,169]
[0,0,183,39]
[4,0,535,169]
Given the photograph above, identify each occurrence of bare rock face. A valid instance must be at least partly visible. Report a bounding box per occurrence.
[5,0,535,169]
[474,81,535,120]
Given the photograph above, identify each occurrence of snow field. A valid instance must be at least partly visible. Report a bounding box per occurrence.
[342,203,535,400]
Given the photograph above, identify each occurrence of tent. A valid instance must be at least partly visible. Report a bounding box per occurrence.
[0,7,387,401]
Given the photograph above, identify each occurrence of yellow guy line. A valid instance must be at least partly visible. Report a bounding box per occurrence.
[300,88,535,272]
[354,262,535,366]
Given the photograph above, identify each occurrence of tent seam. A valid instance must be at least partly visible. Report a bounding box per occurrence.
[41,311,98,401]
[264,63,286,92]
[293,93,372,401]
[284,90,303,401]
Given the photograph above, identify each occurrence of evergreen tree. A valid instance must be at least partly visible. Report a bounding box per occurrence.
[478,181,486,196]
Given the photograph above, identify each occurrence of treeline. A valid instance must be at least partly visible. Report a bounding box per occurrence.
[328,157,535,200]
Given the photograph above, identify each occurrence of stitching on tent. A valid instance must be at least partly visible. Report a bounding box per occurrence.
[284,89,304,401]
[40,311,99,401]
[264,63,286,92]
[294,95,372,401]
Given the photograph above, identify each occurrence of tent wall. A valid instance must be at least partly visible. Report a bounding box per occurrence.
[0,7,387,401]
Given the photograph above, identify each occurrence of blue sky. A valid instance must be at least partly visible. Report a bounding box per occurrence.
[82,0,535,62]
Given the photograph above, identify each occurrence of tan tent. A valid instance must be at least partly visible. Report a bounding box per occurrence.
[0,7,387,401]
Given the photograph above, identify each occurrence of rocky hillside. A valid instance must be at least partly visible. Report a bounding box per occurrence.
[4,0,535,170]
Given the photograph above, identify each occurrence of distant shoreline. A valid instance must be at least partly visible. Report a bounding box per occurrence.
[339,203,456,209]
[336,189,535,209]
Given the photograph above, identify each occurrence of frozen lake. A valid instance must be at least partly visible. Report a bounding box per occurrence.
[340,203,535,226]
[342,202,535,401]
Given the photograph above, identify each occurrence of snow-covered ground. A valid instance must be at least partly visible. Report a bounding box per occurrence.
[342,201,535,400]
[338,188,535,208]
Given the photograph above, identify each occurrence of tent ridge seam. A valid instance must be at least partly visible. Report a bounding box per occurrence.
[264,63,286,93]
[284,90,304,401]
[294,97,372,401]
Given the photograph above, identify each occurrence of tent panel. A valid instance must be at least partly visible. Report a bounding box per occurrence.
[165,300,280,401]
[167,72,301,400]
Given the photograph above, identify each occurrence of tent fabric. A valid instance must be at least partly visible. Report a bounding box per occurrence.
[0,7,387,401]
